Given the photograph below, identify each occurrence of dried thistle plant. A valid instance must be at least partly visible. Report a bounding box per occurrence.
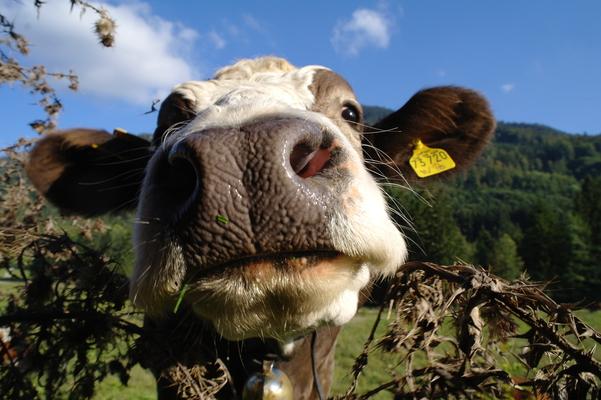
[66,0,117,47]
[0,0,114,133]
[0,141,134,399]
[0,142,230,399]
[164,361,229,399]
[336,262,601,399]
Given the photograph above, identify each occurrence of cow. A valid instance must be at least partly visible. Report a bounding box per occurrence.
[26,56,495,399]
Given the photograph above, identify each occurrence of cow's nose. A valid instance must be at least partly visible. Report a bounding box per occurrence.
[165,118,334,208]
[140,117,339,265]
[161,117,337,220]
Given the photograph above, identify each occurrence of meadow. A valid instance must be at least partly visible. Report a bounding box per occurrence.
[90,307,601,399]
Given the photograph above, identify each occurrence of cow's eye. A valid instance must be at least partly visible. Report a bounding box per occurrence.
[341,105,361,124]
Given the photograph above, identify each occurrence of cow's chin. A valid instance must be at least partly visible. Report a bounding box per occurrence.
[186,254,370,341]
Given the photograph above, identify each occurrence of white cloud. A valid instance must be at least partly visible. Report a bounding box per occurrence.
[3,0,199,104]
[207,30,226,49]
[501,83,516,93]
[331,8,394,56]
[223,20,241,37]
[242,14,263,32]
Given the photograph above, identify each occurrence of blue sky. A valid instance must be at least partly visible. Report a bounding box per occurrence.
[1,0,600,148]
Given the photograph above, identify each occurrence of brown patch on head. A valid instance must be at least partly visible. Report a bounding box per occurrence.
[152,92,196,146]
[309,69,363,149]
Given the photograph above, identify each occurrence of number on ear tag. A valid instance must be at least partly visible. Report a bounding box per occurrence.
[409,140,456,178]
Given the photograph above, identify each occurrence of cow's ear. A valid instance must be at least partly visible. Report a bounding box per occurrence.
[26,129,153,216]
[363,86,495,181]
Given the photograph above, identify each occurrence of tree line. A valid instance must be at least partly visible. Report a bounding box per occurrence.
[363,108,601,304]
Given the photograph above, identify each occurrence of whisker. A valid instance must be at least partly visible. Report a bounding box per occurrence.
[361,135,432,209]
[132,217,162,225]
[361,137,407,179]
[382,196,416,234]
[91,144,153,161]
[361,158,421,202]
[92,154,152,166]
[98,187,150,214]
[354,120,404,134]
[161,120,191,149]
[91,180,144,192]
[76,168,146,185]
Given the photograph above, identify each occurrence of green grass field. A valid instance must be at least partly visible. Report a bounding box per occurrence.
[91,307,601,399]
[93,307,394,400]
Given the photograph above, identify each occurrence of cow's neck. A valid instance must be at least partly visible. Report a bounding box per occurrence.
[142,314,340,399]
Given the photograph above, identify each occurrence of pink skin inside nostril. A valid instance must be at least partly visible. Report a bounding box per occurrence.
[294,148,331,178]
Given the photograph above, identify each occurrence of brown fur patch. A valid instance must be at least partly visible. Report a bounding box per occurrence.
[309,69,363,149]
[152,92,196,145]
[26,129,152,215]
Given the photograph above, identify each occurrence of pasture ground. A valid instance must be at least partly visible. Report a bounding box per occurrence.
[91,308,601,399]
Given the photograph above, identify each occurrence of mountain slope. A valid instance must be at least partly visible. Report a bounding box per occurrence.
[364,105,601,303]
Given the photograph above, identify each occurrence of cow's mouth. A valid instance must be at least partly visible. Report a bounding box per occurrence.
[191,250,343,279]
[183,251,370,341]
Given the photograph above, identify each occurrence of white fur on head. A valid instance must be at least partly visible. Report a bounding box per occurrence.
[172,58,325,137]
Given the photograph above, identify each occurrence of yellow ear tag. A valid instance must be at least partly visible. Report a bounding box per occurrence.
[409,139,456,178]
[90,143,99,149]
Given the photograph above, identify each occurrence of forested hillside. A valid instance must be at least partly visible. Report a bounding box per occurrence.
[365,106,601,303]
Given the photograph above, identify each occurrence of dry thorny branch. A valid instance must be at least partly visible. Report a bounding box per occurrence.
[0,0,115,133]
[0,142,227,399]
[336,262,601,399]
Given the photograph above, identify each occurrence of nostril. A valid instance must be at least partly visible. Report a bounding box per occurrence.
[168,141,193,166]
[168,157,198,206]
[154,144,198,218]
[290,143,332,179]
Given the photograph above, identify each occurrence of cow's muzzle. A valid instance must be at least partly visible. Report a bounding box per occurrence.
[138,117,349,272]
